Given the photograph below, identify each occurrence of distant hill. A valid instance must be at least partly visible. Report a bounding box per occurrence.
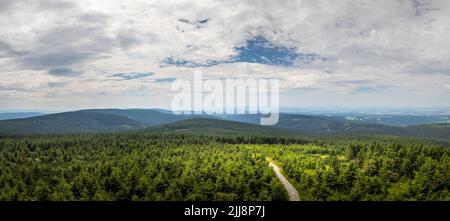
[396,123,450,140]
[0,111,142,135]
[214,113,450,140]
[0,109,448,140]
[151,108,175,114]
[0,109,214,135]
[330,114,450,126]
[79,109,187,126]
[0,112,44,120]
[219,113,387,132]
[155,118,294,136]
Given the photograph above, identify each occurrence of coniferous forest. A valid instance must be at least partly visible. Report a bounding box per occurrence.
[0,132,448,201]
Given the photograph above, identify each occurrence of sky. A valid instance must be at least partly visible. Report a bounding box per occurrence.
[0,0,449,111]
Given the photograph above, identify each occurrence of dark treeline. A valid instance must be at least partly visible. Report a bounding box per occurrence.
[1,132,309,145]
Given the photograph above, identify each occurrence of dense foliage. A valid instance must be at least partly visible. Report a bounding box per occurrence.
[253,143,449,200]
[0,133,287,201]
[0,132,448,201]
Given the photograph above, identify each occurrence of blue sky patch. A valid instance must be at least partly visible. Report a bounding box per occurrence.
[230,36,299,66]
[161,36,328,68]
[352,86,387,94]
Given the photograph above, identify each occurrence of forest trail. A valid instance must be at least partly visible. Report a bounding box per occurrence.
[268,161,300,201]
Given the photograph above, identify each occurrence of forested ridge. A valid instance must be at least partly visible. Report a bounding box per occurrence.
[1,110,449,141]
[0,132,448,201]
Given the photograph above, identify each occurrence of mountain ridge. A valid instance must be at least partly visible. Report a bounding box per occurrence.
[0,108,448,140]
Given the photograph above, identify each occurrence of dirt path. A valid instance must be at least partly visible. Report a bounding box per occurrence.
[269,161,300,201]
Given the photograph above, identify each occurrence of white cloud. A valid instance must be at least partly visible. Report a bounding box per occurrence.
[0,0,449,110]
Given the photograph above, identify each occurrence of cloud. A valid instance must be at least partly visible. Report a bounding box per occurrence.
[178,17,210,27]
[47,82,66,88]
[21,52,106,70]
[0,0,449,110]
[117,31,143,50]
[0,40,27,58]
[8,8,115,70]
[36,0,76,11]
[48,67,81,77]
[0,81,33,93]
[409,0,438,16]
[0,0,15,12]
[154,78,176,83]
[113,72,154,80]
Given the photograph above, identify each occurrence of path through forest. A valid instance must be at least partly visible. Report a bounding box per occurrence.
[268,161,300,201]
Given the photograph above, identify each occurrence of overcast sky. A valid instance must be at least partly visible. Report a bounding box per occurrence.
[0,0,449,111]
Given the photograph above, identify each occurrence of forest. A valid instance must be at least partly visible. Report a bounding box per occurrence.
[0,132,448,201]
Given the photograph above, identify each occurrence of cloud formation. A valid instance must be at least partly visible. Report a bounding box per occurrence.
[0,0,449,110]
[113,72,154,80]
[47,67,81,77]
